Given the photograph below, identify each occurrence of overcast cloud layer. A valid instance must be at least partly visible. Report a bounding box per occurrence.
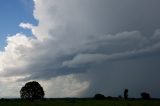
[0,0,160,98]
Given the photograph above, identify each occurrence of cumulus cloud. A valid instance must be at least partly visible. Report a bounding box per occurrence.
[0,0,160,97]
[19,23,33,30]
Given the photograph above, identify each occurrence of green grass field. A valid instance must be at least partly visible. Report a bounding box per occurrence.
[0,99,160,106]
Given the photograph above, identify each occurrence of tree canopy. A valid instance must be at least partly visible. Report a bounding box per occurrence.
[124,89,128,99]
[141,92,150,99]
[94,94,106,99]
[20,81,45,99]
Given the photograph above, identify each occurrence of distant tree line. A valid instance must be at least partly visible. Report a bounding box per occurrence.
[93,89,151,100]
[19,81,151,100]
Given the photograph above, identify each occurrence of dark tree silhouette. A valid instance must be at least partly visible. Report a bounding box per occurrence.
[124,89,128,99]
[141,92,150,99]
[94,94,106,99]
[20,81,45,100]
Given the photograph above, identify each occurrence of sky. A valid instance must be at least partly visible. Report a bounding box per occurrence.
[0,0,160,98]
[0,0,36,50]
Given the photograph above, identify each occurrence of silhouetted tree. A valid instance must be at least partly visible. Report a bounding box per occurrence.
[20,81,45,100]
[141,92,150,99]
[124,89,128,99]
[94,94,106,99]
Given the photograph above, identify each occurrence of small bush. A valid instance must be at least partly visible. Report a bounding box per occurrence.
[141,92,151,99]
[94,94,106,99]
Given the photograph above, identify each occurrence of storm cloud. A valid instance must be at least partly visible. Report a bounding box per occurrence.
[0,0,160,98]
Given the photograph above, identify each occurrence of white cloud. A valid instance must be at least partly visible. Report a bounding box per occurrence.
[0,33,32,71]
[19,23,33,30]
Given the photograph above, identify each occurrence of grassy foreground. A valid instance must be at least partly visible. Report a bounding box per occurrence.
[0,99,160,106]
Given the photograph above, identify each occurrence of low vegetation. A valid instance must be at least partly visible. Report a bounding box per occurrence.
[0,98,160,106]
